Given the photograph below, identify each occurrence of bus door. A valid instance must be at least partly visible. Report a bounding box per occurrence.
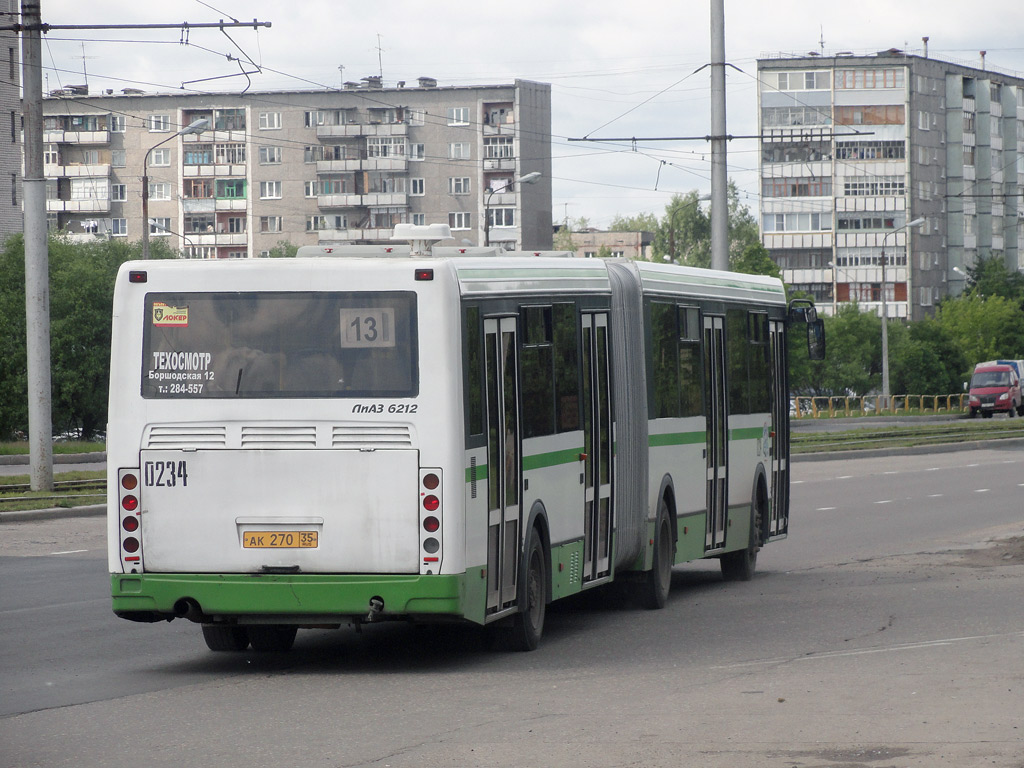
[768,319,789,539]
[703,315,728,551]
[484,317,521,613]
[581,312,613,581]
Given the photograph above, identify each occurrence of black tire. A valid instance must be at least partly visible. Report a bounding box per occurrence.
[968,408,977,419]
[721,481,764,582]
[201,624,249,652]
[640,499,674,609]
[494,527,547,652]
[247,625,298,652]
[982,411,993,419]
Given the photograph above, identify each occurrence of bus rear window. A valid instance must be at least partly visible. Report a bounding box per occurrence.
[142,291,417,398]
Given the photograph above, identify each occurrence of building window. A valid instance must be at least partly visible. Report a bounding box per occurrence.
[258,146,282,164]
[110,115,126,133]
[216,179,246,199]
[185,214,214,233]
[304,110,327,127]
[184,144,213,165]
[111,218,127,236]
[412,213,426,225]
[110,184,127,202]
[407,109,425,126]
[149,148,170,166]
[214,109,245,131]
[259,181,282,199]
[834,105,905,126]
[185,179,214,198]
[449,212,471,230]
[149,217,171,235]
[410,178,425,196]
[304,181,317,198]
[409,143,425,161]
[306,215,327,231]
[484,136,514,158]
[227,216,246,233]
[148,182,171,201]
[259,216,283,233]
[449,142,470,159]
[215,143,246,164]
[43,144,59,165]
[70,178,108,200]
[259,112,281,130]
[447,107,470,125]
[835,68,905,89]
[148,115,170,132]
[449,177,470,195]
[367,137,406,158]
[488,207,515,227]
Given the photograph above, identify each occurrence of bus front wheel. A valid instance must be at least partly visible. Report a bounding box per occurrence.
[640,500,674,609]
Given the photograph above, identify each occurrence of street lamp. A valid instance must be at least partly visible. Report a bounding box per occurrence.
[880,216,925,407]
[142,118,210,259]
[484,171,541,247]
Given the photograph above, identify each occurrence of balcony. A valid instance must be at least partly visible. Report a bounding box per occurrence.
[46,199,111,213]
[43,130,110,144]
[316,159,363,173]
[364,156,407,172]
[215,198,247,211]
[318,228,395,242]
[44,163,111,178]
[316,123,408,139]
[363,193,407,206]
[183,164,246,178]
[483,158,516,171]
[193,232,248,246]
[182,198,216,213]
[318,194,363,208]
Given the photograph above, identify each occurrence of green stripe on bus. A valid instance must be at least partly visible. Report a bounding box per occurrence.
[649,431,704,447]
[730,426,765,440]
[465,463,489,483]
[522,447,583,471]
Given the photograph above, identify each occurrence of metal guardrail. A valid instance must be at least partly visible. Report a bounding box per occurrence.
[792,394,968,418]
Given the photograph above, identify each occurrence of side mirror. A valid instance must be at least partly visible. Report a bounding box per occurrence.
[807,318,825,361]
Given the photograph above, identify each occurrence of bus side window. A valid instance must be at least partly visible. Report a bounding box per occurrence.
[465,306,484,436]
[553,303,580,432]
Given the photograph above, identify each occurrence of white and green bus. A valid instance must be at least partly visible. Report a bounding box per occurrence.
[107,230,824,652]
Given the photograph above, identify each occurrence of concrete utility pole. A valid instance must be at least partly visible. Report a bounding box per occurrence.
[21,0,53,491]
[709,0,728,272]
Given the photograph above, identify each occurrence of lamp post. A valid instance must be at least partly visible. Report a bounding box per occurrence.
[484,171,541,247]
[880,216,925,407]
[142,118,209,259]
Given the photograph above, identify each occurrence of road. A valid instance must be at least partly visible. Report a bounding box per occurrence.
[1,446,1022,768]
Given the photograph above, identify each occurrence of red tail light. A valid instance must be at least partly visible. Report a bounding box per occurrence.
[118,469,143,572]
[419,469,442,573]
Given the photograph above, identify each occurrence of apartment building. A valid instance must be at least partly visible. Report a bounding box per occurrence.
[758,49,1024,320]
[0,0,21,238]
[568,229,654,260]
[41,78,552,256]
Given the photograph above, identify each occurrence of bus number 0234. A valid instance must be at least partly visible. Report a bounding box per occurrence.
[144,460,189,488]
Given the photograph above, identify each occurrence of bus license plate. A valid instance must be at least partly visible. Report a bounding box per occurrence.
[242,531,318,549]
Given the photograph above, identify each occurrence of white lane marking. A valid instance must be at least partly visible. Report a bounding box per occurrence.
[874,499,893,505]
[974,488,991,493]
[927,494,943,498]
[836,475,853,480]
[50,549,88,555]
[711,631,1024,669]
[816,507,837,511]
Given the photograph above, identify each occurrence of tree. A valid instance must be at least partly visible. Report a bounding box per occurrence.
[963,255,1024,307]
[552,225,575,252]
[653,191,710,266]
[936,293,1024,368]
[790,303,879,397]
[889,318,968,395]
[731,241,780,279]
[608,212,659,233]
[0,234,144,440]
[266,240,298,258]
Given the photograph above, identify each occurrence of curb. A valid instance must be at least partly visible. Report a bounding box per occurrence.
[0,503,105,523]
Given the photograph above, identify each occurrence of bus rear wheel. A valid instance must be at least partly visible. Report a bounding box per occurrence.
[201,624,249,652]
[247,625,298,652]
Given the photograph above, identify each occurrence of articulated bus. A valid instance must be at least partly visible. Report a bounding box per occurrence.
[107,231,824,652]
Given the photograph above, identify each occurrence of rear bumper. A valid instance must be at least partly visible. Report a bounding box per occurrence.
[111,572,466,623]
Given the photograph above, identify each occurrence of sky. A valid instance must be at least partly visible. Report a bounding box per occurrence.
[35,0,1024,229]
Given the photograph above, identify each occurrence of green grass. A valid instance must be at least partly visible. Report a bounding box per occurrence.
[0,441,105,456]
[791,418,1024,454]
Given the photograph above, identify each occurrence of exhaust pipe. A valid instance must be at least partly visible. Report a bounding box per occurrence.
[365,596,385,622]
[174,598,207,623]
